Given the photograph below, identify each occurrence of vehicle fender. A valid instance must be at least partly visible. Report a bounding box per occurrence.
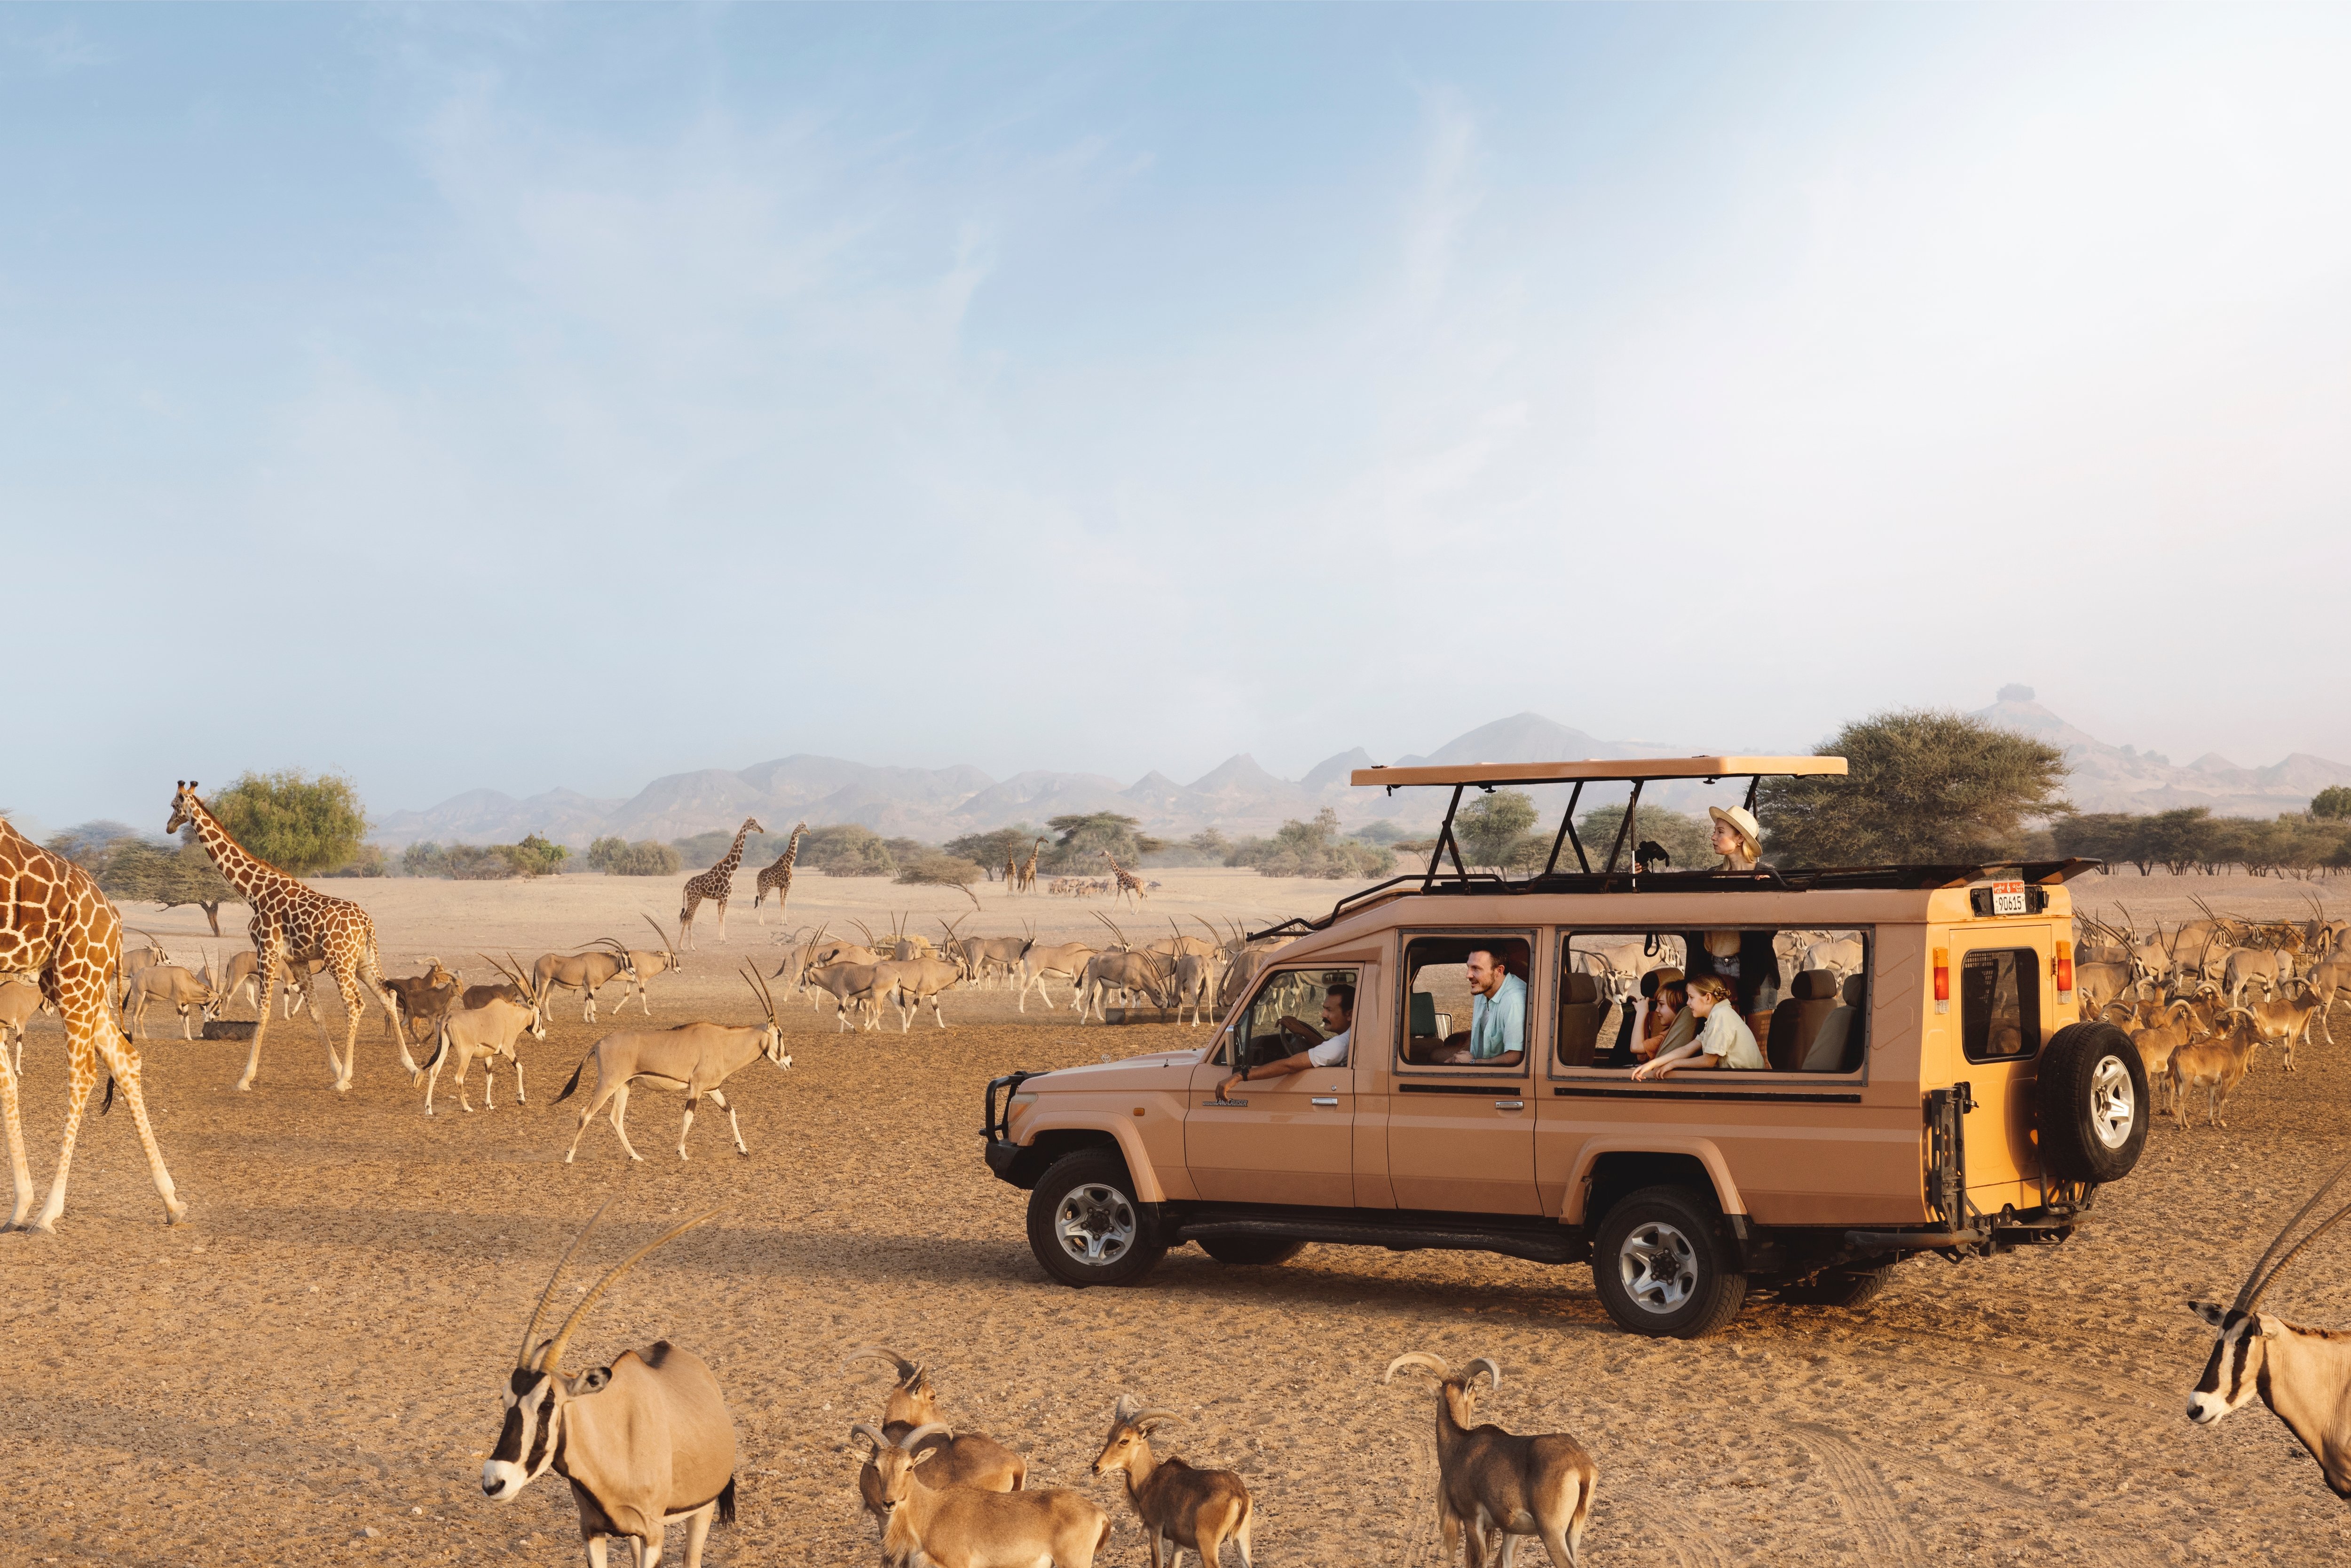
[1562,1137,1747,1224]
[1025,1113,1169,1205]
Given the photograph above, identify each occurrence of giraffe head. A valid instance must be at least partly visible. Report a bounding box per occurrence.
[166,780,205,835]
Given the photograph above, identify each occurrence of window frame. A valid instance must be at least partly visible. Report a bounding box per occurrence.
[1220,966,1364,1072]
[1392,928,1539,1078]
[1957,946,2042,1064]
[1546,923,1875,1085]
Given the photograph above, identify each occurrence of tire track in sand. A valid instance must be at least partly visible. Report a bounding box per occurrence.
[1784,1421,1921,1568]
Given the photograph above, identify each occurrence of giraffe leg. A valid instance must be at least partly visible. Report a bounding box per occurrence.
[715,899,727,943]
[0,1022,33,1229]
[85,1022,185,1227]
[239,926,286,1091]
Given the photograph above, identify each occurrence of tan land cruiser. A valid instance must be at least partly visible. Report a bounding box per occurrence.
[980,757,2149,1338]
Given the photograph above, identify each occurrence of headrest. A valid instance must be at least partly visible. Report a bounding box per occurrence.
[1842,973,1866,1008]
[1564,972,1600,1004]
[1639,967,1684,998]
[1794,969,1837,1001]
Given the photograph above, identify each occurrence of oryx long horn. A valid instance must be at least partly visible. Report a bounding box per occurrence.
[641,914,676,954]
[2239,1158,2351,1311]
[1382,1351,1453,1383]
[838,1345,919,1380]
[517,1193,621,1370]
[740,962,779,1023]
[1465,1356,1502,1391]
[541,1206,726,1375]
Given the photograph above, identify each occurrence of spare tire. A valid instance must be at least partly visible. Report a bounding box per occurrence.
[2035,1021,2148,1184]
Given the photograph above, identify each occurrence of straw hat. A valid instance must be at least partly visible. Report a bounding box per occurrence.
[1708,805,1762,856]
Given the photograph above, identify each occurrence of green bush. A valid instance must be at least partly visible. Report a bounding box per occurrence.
[495,834,570,878]
[1574,804,1715,871]
[1042,813,1166,874]
[2314,786,2351,821]
[803,824,896,877]
[208,771,370,876]
[897,853,983,888]
[1227,809,1396,879]
[584,836,683,876]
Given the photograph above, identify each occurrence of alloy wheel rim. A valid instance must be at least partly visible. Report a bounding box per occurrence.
[1055,1182,1137,1267]
[1618,1220,1698,1313]
[2091,1055,2135,1149]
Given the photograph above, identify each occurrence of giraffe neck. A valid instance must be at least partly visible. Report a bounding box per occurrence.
[190,803,299,904]
[780,826,804,871]
[715,825,752,877]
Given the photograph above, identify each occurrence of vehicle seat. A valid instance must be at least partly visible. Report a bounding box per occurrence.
[1800,973,1866,1072]
[1766,969,1840,1071]
[1556,972,1608,1066]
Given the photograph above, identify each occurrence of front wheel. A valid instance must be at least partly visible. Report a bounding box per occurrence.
[1026,1150,1167,1288]
[1591,1185,1748,1339]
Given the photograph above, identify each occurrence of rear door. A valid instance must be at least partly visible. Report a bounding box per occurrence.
[1184,966,1361,1206]
[1384,931,1542,1215]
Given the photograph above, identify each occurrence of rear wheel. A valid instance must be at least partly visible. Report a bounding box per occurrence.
[1591,1185,1748,1339]
[1026,1150,1166,1288]
[1199,1237,1308,1267]
[2036,1022,2148,1184]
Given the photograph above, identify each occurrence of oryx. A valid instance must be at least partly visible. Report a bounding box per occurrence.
[552,964,794,1162]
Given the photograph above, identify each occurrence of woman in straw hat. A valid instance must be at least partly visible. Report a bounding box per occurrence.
[1708,805,1764,872]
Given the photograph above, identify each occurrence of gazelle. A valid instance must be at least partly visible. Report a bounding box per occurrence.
[420,954,546,1115]
[841,1347,1027,1524]
[482,1202,739,1566]
[553,965,795,1162]
[2188,1158,2351,1500]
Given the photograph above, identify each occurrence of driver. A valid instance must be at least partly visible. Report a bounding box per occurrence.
[1215,985,1353,1101]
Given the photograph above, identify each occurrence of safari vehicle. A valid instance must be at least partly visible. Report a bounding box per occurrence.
[980,756,2150,1338]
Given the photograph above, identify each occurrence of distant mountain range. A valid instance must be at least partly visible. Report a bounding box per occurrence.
[368,698,2351,850]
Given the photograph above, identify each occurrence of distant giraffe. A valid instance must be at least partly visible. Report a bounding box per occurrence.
[169,781,410,1093]
[680,817,763,950]
[1002,851,1017,886]
[0,817,185,1231]
[753,821,808,925]
[1017,836,1048,893]
[1101,850,1146,908]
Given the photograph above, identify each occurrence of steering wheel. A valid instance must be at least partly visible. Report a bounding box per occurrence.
[1278,1016,1323,1046]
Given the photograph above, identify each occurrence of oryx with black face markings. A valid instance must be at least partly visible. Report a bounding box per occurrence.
[2187,1158,2351,1500]
[483,1201,738,1566]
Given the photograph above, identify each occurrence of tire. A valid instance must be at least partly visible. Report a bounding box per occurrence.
[1591,1185,1748,1339]
[1026,1150,1167,1288]
[1199,1237,1308,1267]
[1777,1265,1893,1309]
[2036,1021,2149,1185]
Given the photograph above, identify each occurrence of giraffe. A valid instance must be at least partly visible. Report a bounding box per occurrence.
[1003,850,1018,887]
[1017,836,1048,893]
[1101,850,1146,908]
[678,817,764,950]
[0,816,186,1231]
[752,821,808,926]
[167,780,410,1093]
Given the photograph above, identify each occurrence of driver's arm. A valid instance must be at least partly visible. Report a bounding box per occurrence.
[1218,1049,1318,1097]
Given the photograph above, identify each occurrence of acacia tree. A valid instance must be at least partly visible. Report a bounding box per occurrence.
[1757,709,2069,867]
[1454,789,1538,871]
[2314,786,2351,821]
[1043,813,1165,873]
[208,770,370,875]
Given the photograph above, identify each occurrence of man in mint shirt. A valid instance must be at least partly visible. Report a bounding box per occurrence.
[1433,947,1526,1066]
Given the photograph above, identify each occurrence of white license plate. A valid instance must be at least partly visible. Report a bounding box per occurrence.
[1990,879,2028,916]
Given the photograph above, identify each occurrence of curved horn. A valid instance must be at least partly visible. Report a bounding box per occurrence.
[1131,1407,1182,1426]
[741,962,780,1026]
[850,1422,892,1454]
[897,1421,951,1451]
[542,1206,726,1375]
[641,914,677,955]
[1383,1351,1453,1384]
[2239,1157,2351,1311]
[517,1194,620,1370]
[1111,1392,1141,1424]
[838,1346,919,1380]
[1465,1356,1502,1391]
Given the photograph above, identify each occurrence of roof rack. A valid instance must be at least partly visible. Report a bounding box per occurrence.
[1357,756,1848,894]
[1247,859,2104,942]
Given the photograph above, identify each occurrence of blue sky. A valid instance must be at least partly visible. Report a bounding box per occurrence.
[8,4,2349,830]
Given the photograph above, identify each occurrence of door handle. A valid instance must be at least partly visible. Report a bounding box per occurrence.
[1310,1096,1339,1107]
[1494,1099,1526,1111]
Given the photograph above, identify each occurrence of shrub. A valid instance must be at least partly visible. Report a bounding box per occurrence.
[495,834,570,878]
[803,824,895,877]
[208,771,370,876]
[1757,709,2069,868]
[1574,804,1714,871]
[897,853,983,888]
[1227,809,1396,879]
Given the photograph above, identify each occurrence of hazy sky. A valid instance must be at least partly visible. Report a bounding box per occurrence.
[9,4,2349,830]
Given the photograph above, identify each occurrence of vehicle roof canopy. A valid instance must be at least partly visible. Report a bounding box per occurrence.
[1349,756,1848,789]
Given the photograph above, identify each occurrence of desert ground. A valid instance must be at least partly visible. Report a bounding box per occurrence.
[4,865,2349,1565]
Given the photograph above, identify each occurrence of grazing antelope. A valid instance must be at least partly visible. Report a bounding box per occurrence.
[2222,946,2288,1009]
[534,941,637,1024]
[553,965,795,1162]
[121,959,221,1041]
[481,1202,739,1566]
[840,1347,1026,1524]
[854,1421,1109,1568]
[1384,1352,1597,1568]
[1074,947,1173,1024]
[607,915,684,1017]
[2187,1158,2351,1499]
[117,930,171,999]
[2168,1009,2261,1131]
[217,946,310,1022]
[678,817,762,949]
[1091,1394,1254,1568]
[420,954,547,1115]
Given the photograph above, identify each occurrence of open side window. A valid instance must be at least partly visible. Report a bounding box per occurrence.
[1227,969,1361,1071]
[1400,933,1533,1070]
[1557,926,1871,1075]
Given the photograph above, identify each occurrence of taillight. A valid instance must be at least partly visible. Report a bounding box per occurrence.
[2055,940,2074,994]
[1933,947,1950,1011]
